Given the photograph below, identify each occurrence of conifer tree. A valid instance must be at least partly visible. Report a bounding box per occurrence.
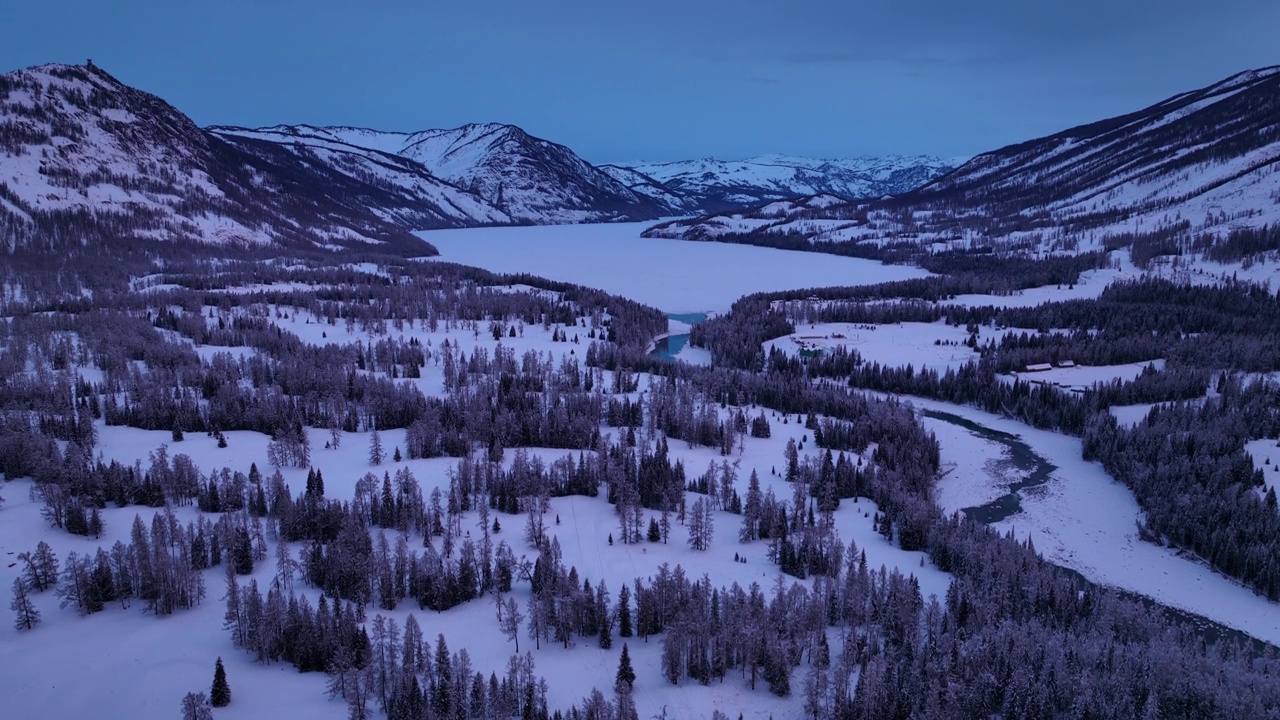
[369,429,384,466]
[617,584,633,638]
[616,643,636,691]
[210,657,231,707]
[232,528,253,575]
[10,578,40,630]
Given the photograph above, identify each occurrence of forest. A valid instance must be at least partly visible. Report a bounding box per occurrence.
[4,250,1280,720]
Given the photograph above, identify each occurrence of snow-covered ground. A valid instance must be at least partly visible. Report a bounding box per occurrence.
[417,222,931,315]
[1000,360,1165,393]
[1108,402,1160,428]
[944,259,1140,308]
[906,395,1280,646]
[921,414,1014,513]
[1245,438,1280,496]
[765,321,978,373]
[0,289,951,720]
[0,404,946,720]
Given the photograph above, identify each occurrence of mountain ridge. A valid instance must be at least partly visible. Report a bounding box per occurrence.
[210,122,671,224]
[0,62,508,260]
[213,123,959,220]
[604,154,960,214]
[646,63,1280,269]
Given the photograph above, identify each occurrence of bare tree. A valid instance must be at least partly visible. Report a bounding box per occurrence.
[499,595,523,652]
[180,692,213,720]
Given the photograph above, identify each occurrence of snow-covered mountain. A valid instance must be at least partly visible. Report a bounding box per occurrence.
[211,123,669,224]
[648,66,1280,266]
[605,154,960,215]
[0,63,510,257]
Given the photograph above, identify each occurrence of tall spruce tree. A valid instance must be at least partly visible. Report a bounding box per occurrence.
[210,657,231,707]
[616,643,636,691]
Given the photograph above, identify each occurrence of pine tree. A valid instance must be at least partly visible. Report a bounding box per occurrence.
[10,578,40,630]
[88,507,103,539]
[211,657,231,707]
[616,643,636,690]
[232,527,253,575]
[369,429,385,466]
[618,584,634,640]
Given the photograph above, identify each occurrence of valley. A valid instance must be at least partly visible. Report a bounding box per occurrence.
[4,51,1280,720]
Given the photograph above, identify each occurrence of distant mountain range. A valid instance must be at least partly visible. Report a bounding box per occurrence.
[649,66,1280,267]
[0,61,957,259]
[603,155,961,215]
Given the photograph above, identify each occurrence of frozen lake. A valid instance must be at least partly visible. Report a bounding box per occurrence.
[417,221,931,314]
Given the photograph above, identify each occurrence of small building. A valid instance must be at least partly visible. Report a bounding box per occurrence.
[1024,363,1053,373]
[1056,360,1076,368]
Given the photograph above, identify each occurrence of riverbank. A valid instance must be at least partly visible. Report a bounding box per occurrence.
[902,394,1280,648]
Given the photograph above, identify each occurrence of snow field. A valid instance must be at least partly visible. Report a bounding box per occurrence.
[1244,438,1280,498]
[999,359,1165,393]
[764,321,979,374]
[0,369,948,720]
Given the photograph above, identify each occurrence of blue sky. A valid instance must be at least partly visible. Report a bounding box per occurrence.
[2,1,1276,163]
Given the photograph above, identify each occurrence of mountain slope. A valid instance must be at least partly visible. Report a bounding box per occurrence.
[649,66,1280,266]
[596,164,699,214]
[0,63,517,259]
[612,154,959,214]
[212,123,670,224]
[206,127,510,229]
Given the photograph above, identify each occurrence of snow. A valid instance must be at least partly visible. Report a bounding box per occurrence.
[920,413,1013,514]
[1245,439,1280,496]
[942,262,1140,308]
[623,154,959,201]
[214,123,645,225]
[1001,359,1165,393]
[671,343,713,366]
[900,395,1280,647]
[417,222,931,315]
[0,386,948,720]
[645,64,1280,272]
[764,321,979,373]
[1108,402,1160,428]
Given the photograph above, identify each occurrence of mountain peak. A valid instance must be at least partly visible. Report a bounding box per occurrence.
[212,121,668,224]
